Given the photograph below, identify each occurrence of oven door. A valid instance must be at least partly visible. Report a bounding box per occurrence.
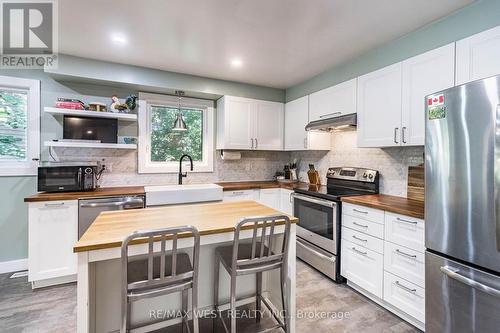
[38,166,83,192]
[292,193,338,254]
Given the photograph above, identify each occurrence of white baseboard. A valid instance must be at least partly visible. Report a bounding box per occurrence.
[0,258,28,274]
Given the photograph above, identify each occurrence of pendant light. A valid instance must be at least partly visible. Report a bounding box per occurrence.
[172,90,187,132]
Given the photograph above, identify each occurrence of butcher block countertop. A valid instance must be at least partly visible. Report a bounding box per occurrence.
[74,200,297,253]
[216,180,308,191]
[24,186,145,202]
[342,194,424,220]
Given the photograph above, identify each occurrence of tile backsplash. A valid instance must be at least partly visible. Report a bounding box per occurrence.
[291,130,424,196]
[52,130,423,196]
[52,148,290,187]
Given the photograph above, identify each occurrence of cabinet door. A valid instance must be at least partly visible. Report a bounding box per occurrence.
[254,101,284,150]
[224,97,253,149]
[456,25,500,85]
[341,239,384,298]
[258,188,280,210]
[309,78,357,121]
[402,43,455,146]
[357,63,402,147]
[280,189,294,215]
[28,200,78,282]
[284,96,308,150]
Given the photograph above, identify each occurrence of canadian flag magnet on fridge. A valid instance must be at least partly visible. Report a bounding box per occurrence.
[428,94,444,107]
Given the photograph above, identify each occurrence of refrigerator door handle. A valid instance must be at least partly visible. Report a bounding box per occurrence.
[440,266,500,298]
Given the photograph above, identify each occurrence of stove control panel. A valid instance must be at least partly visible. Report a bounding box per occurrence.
[327,167,379,183]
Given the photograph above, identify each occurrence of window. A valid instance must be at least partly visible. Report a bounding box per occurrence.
[0,76,40,176]
[138,93,214,173]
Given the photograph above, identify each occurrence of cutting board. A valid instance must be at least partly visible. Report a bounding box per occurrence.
[407,165,424,202]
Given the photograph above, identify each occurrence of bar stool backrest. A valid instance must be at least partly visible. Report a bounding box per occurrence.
[121,226,200,293]
[232,215,291,273]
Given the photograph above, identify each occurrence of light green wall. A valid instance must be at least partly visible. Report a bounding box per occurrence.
[286,0,500,101]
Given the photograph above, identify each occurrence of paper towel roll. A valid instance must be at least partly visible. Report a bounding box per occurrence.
[220,150,241,160]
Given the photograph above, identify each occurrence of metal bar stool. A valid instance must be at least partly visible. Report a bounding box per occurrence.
[121,226,200,333]
[213,215,291,333]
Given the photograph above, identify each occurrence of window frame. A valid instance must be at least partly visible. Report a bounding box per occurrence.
[138,92,214,173]
[0,76,40,176]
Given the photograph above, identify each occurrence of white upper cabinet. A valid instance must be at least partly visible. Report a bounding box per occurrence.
[456,25,500,85]
[284,96,330,151]
[401,43,455,146]
[309,78,357,121]
[358,44,455,148]
[254,100,284,150]
[357,63,403,147]
[216,96,283,150]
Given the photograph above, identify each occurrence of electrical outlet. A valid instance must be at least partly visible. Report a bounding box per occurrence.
[105,163,112,172]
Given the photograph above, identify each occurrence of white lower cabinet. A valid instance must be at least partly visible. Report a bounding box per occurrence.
[258,188,281,210]
[28,200,78,288]
[383,271,425,323]
[341,239,384,298]
[280,189,294,215]
[341,203,425,329]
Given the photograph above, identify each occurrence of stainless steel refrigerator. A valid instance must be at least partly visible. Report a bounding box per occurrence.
[425,75,500,333]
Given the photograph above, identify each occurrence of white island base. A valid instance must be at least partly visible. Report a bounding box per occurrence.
[77,225,296,333]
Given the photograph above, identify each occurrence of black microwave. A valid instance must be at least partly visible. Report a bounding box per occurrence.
[38,165,97,192]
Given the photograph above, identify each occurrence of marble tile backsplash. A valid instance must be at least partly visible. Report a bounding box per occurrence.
[51,148,291,187]
[52,130,423,196]
[291,130,424,196]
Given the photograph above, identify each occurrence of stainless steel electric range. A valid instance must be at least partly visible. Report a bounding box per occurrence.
[292,167,379,282]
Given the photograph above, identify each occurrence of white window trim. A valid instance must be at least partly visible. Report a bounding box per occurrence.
[0,76,40,176]
[138,92,214,173]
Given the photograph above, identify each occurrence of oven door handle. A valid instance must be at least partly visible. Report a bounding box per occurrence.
[291,193,336,208]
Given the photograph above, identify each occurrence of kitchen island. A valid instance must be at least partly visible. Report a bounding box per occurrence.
[74,200,297,333]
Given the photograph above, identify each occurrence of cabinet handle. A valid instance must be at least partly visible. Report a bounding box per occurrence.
[251,138,254,149]
[44,202,67,208]
[352,235,368,242]
[353,221,369,228]
[396,217,418,225]
[232,191,245,195]
[353,208,368,214]
[394,127,399,144]
[255,138,258,149]
[290,192,293,203]
[396,249,417,259]
[303,137,307,149]
[351,247,367,256]
[402,127,407,144]
[395,280,417,294]
[319,112,341,119]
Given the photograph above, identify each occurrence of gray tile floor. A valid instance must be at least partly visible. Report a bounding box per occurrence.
[0,259,420,332]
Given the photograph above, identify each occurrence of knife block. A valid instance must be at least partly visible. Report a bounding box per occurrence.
[307,169,321,185]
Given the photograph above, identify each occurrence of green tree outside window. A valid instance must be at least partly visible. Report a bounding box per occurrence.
[150,106,203,162]
[0,89,28,160]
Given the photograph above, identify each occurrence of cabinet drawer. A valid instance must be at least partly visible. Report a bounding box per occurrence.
[223,189,259,201]
[342,226,384,254]
[384,212,424,252]
[383,271,425,323]
[341,239,383,298]
[384,241,424,287]
[342,214,384,239]
[343,203,384,224]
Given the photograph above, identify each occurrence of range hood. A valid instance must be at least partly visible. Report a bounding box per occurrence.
[305,113,357,131]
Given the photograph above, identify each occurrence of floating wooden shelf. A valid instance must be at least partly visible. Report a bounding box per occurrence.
[44,141,137,149]
[44,107,137,121]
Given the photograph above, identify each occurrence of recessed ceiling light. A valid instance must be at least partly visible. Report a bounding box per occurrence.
[111,34,127,45]
[230,58,243,68]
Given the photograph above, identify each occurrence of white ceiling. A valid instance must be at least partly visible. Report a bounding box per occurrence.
[59,0,473,89]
